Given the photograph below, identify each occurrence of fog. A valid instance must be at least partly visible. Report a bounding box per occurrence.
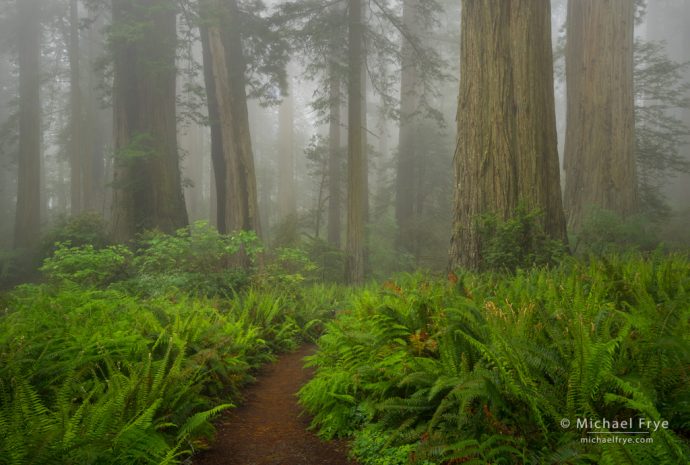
[0,0,688,279]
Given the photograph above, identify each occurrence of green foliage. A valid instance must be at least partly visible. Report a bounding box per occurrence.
[41,212,112,253]
[264,247,318,283]
[129,222,261,296]
[574,208,661,256]
[37,221,263,296]
[0,249,30,286]
[300,256,690,464]
[476,206,567,272]
[40,242,132,287]
[1,217,350,463]
[304,237,346,283]
[351,424,435,465]
[0,277,331,464]
[634,39,690,217]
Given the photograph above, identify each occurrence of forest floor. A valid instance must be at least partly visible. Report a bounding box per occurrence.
[193,344,359,465]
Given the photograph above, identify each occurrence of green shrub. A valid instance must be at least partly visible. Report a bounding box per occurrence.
[40,242,133,286]
[0,281,315,464]
[130,222,262,296]
[574,208,661,255]
[41,212,111,253]
[301,255,690,464]
[305,237,347,283]
[476,206,567,272]
[351,424,435,465]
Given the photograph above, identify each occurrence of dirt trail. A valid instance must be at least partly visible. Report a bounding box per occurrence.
[193,345,358,465]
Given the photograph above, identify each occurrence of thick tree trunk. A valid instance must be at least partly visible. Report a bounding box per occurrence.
[14,0,42,249]
[327,63,342,247]
[278,84,296,220]
[449,0,567,270]
[180,123,205,221]
[110,0,188,241]
[395,0,420,252]
[563,0,637,229]
[200,20,227,233]
[225,0,261,236]
[83,11,108,214]
[200,0,261,236]
[346,0,365,284]
[68,0,82,215]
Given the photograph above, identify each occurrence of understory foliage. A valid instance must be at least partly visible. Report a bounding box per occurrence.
[0,225,347,464]
[299,255,690,464]
[476,207,566,272]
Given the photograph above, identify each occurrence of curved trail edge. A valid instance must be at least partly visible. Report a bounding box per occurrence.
[194,344,358,465]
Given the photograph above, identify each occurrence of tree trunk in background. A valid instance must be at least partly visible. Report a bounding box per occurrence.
[327,63,342,247]
[0,53,15,247]
[200,19,227,233]
[346,0,365,284]
[224,0,261,237]
[200,0,261,236]
[395,0,420,252]
[83,11,109,215]
[110,0,188,241]
[14,0,42,249]
[68,0,82,215]
[563,0,637,230]
[278,83,296,221]
[180,123,205,221]
[449,0,567,270]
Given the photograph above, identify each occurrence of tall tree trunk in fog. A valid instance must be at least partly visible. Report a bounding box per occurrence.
[395,0,421,252]
[180,124,205,221]
[449,0,567,270]
[278,85,296,221]
[199,0,261,236]
[68,0,82,215]
[327,63,342,247]
[346,0,366,284]
[563,0,637,229]
[200,21,227,233]
[14,0,42,249]
[110,0,188,241]
[83,11,109,214]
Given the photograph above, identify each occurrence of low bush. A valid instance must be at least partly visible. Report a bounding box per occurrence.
[0,223,350,464]
[0,280,323,464]
[37,222,261,297]
[573,208,661,256]
[476,206,567,272]
[41,212,112,255]
[300,256,690,464]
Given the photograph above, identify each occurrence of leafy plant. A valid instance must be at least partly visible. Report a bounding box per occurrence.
[0,277,330,464]
[301,255,690,464]
[40,242,132,286]
[573,208,661,255]
[476,206,567,272]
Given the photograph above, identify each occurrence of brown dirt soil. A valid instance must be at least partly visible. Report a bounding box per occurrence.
[193,344,359,465]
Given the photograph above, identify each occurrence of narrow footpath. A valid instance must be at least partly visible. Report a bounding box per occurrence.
[193,344,358,465]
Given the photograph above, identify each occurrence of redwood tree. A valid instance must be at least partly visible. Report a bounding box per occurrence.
[278,84,296,221]
[346,0,365,284]
[199,0,261,236]
[449,0,567,270]
[563,0,638,229]
[14,0,42,249]
[395,0,421,252]
[68,0,82,215]
[326,60,342,248]
[110,0,188,241]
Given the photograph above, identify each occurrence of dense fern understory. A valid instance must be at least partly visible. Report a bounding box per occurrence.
[0,223,349,464]
[300,254,690,465]
[1,221,689,464]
